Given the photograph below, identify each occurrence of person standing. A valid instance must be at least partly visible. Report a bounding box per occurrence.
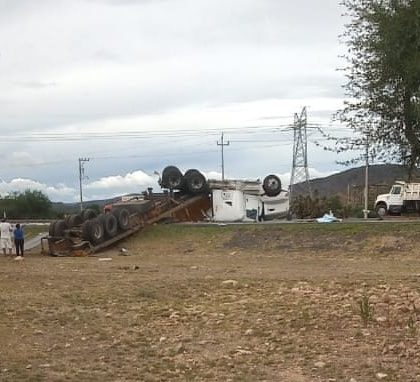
[14,223,24,258]
[0,218,13,256]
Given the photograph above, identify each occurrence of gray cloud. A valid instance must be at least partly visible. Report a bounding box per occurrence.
[0,0,350,199]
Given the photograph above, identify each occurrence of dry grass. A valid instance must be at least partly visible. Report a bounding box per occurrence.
[1,222,420,381]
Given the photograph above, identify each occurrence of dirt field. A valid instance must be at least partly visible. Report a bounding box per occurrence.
[1,222,420,381]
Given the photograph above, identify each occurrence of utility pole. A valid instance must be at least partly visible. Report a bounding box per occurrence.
[290,107,312,201]
[217,132,230,181]
[78,158,90,212]
[363,134,369,219]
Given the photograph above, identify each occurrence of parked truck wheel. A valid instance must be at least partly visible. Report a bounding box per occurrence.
[81,208,97,221]
[53,220,68,237]
[112,208,130,231]
[99,213,118,237]
[263,174,282,197]
[161,166,183,189]
[375,203,387,217]
[81,218,104,245]
[184,169,207,194]
[67,214,83,227]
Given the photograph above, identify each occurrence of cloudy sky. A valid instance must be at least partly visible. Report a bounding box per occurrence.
[0,0,355,202]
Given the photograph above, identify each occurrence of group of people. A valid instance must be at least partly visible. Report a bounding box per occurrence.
[0,218,25,258]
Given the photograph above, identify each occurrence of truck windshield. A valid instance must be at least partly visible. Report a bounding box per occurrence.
[391,186,402,195]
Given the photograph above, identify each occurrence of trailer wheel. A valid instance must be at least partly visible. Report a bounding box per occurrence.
[113,208,130,231]
[184,169,207,194]
[263,174,282,197]
[81,218,104,245]
[53,220,68,237]
[161,165,183,189]
[99,213,118,237]
[375,203,387,217]
[68,214,83,227]
[81,208,97,221]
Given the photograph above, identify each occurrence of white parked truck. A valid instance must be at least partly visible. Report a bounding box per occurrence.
[375,181,420,215]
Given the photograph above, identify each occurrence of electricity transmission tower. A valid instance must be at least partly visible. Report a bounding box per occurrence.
[290,107,312,200]
[78,157,90,212]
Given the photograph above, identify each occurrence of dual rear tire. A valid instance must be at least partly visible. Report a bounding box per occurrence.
[161,166,208,194]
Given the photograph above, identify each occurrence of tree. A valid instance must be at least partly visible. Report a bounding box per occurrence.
[0,189,52,219]
[336,0,420,175]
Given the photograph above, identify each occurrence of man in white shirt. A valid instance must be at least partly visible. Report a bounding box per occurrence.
[0,218,13,256]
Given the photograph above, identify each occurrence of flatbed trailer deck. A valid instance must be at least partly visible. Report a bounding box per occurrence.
[42,192,211,256]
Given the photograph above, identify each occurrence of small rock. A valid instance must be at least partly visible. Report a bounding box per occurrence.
[39,364,51,368]
[81,336,87,341]
[34,330,44,335]
[159,336,166,343]
[376,372,388,380]
[229,251,238,256]
[376,316,387,323]
[65,343,71,348]
[235,348,252,355]
[245,329,254,336]
[25,365,32,369]
[221,280,238,287]
[132,265,139,270]
[174,343,185,354]
[349,378,357,382]
[105,313,112,318]
[98,258,112,262]
[190,266,198,270]
[119,248,128,254]
[314,361,326,368]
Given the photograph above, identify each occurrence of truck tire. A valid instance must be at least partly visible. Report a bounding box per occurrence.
[99,213,118,237]
[68,214,83,227]
[161,166,183,189]
[53,220,68,237]
[112,208,130,231]
[81,208,97,221]
[184,169,207,194]
[375,203,387,217]
[263,174,282,197]
[81,218,104,245]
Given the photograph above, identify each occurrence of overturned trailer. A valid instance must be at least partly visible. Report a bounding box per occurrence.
[43,191,211,256]
[43,166,288,256]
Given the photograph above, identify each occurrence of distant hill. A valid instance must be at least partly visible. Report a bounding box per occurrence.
[52,164,420,214]
[51,196,127,216]
[297,164,420,200]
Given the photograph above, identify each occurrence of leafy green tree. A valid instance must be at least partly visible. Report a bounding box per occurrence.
[335,0,420,174]
[0,189,52,219]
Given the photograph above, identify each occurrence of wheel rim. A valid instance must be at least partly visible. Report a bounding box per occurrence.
[268,178,279,189]
[191,178,204,190]
[168,176,181,188]
[93,225,102,239]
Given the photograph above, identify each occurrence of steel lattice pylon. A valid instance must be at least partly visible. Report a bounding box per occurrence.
[290,107,312,199]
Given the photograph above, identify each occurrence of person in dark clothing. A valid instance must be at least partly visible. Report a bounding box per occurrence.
[14,223,24,257]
